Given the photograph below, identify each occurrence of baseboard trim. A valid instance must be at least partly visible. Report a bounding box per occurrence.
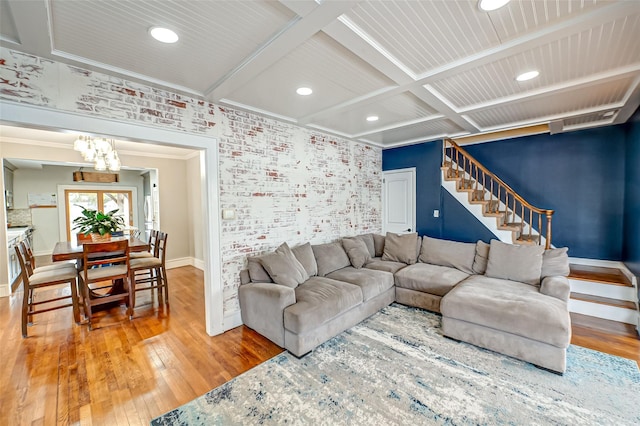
[0,283,10,298]
[224,310,243,331]
[193,258,205,271]
[165,257,205,270]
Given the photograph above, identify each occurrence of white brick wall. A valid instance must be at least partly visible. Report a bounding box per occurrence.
[0,47,382,318]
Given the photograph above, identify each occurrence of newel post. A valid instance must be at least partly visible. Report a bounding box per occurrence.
[545,211,554,249]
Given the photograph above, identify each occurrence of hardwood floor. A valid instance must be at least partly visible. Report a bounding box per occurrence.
[0,266,282,425]
[1,266,638,425]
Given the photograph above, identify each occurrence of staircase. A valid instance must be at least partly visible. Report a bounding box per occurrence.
[441,138,553,248]
[440,138,639,329]
[569,263,638,326]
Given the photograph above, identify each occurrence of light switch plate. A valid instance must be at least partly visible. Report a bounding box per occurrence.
[222,209,236,220]
[433,210,439,218]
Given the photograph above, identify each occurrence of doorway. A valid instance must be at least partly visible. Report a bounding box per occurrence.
[0,102,224,336]
[382,168,416,234]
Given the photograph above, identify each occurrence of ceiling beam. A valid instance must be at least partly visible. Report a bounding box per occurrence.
[206,1,361,101]
[613,75,640,125]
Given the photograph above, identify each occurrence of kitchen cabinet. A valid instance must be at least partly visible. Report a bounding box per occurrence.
[7,233,22,285]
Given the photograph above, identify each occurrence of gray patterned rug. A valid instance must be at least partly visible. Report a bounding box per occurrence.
[152,304,640,425]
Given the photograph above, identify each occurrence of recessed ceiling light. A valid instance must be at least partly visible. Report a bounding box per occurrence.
[366,115,379,122]
[149,27,179,44]
[296,87,313,96]
[516,70,540,82]
[478,0,511,11]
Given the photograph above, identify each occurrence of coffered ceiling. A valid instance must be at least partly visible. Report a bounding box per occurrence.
[1,0,639,148]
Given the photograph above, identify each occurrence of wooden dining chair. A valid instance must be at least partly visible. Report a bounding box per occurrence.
[14,245,80,337]
[130,229,158,259]
[78,239,132,330]
[20,241,76,275]
[129,231,169,311]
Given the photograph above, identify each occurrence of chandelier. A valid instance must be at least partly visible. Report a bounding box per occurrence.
[73,136,121,171]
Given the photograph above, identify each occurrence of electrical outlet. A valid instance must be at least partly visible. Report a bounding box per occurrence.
[222,209,236,220]
[433,209,440,218]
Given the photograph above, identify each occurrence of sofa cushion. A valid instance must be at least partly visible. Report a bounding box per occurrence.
[394,263,469,297]
[365,258,408,274]
[382,232,419,264]
[419,236,476,274]
[472,240,490,275]
[354,233,376,258]
[312,242,351,276]
[373,234,385,257]
[485,240,544,286]
[284,277,363,334]
[292,242,318,277]
[342,238,372,269]
[260,243,309,288]
[326,267,394,301]
[248,256,273,283]
[441,275,571,348]
[541,247,570,278]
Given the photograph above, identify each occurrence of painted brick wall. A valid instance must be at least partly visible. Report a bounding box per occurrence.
[0,48,217,135]
[217,108,382,313]
[0,47,383,319]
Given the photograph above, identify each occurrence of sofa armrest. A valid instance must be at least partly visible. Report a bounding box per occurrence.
[238,283,296,347]
[540,276,570,302]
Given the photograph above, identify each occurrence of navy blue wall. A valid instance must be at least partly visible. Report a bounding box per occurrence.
[382,141,497,242]
[383,125,628,260]
[623,110,640,277]
[464,127,626,260]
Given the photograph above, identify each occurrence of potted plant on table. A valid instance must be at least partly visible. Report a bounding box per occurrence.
[72,206,125,242]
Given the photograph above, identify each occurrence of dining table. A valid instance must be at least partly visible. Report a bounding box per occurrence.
[51,237,150,309]
[52,236,149,262]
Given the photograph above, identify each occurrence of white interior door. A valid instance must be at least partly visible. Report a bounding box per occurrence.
[383,168,416,234]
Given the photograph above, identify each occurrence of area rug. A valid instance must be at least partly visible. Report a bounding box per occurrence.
[152,304,640,425]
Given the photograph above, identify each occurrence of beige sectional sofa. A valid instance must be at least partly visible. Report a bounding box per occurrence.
[239,232,572,374]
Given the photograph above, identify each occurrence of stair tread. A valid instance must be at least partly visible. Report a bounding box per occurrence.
[570,292,637,310]
[569,264,633,287]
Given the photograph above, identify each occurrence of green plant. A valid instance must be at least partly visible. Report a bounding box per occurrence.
[72,206,125,236]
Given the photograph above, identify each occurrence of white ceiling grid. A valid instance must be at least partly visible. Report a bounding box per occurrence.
[0,0,639,148]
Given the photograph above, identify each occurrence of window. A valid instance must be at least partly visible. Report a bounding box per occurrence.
[65,189,133,240]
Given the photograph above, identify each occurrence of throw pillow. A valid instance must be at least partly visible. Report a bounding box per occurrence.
[485,240,544,286]
[312,242,351,276]
[419,236,476,274]
[541,247,570,278]
[247,256,273,283]
[342,238,372,269]
[373,234,385,257]
[472,240,490,274]
[259,243,309,288]
[382,232,419,264]
[291,242,318,277]
[355,233,376,258]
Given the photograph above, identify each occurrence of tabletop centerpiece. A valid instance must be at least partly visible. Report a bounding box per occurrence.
[72,206,125,242]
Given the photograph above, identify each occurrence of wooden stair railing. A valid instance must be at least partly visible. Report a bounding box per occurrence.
[442,138,554,249]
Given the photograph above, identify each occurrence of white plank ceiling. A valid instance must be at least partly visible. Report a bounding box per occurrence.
[1,0,639,148]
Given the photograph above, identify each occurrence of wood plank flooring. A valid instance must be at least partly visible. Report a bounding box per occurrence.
[0,266,282,425]
[1,265,638,425]
[569,264,634,287]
